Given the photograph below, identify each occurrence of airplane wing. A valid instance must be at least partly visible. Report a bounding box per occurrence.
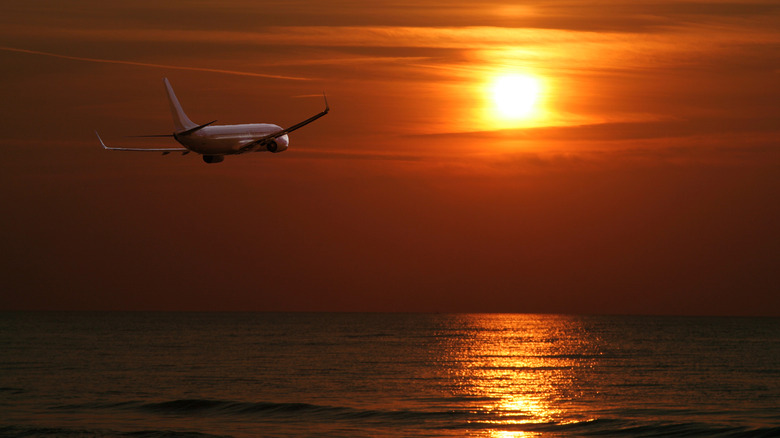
[95,131,188,153]
[240,94,330,151]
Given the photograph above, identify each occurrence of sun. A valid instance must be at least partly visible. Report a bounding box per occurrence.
[491,74,542,120]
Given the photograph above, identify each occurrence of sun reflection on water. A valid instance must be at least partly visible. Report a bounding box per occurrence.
[432,314,601,435]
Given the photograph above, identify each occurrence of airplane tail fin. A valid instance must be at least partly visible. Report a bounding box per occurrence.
[164,78,197,132]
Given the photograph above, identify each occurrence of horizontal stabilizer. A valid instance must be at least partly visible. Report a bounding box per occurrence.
[177,120,217,136]
[128,134,175,138]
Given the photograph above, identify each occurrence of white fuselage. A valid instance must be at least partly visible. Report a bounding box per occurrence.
[176,123,289,155]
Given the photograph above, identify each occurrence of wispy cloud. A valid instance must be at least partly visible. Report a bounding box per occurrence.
[5,23,779,76]
[415,117,780,142]
[290,148,425,162]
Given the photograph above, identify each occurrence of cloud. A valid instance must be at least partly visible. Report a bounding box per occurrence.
[4,21,779,81]
[416,117,780,142]
[5,0,778,34]
[4,22,778,49]
[289,148,425,162]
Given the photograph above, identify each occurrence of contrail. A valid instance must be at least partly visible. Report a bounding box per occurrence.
[0,46,311,81]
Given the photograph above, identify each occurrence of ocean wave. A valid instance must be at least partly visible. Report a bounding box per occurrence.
[0,387,24,394]
[43,398,780,436]
[454,418,780,437]
[136,399,474,424]
[0,426,231,438]
[51,398,478,424]
[344,333,394,338]
[6,420,779,438]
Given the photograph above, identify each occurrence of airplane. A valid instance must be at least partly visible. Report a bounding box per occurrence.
[95,78,329,163]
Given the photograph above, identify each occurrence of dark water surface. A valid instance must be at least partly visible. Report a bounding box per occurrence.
[1,313,778,437]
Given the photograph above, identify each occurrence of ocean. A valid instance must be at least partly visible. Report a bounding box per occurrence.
[1,313,778,437]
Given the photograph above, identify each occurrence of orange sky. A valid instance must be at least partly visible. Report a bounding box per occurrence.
[1,0,779,314]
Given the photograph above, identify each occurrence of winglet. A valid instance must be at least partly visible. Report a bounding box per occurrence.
[323,92,329,112]
[95,130,108,149]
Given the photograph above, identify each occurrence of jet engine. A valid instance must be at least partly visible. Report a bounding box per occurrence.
[266,136,289,153]
[266,141,285,153]
[202,155,224,164]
